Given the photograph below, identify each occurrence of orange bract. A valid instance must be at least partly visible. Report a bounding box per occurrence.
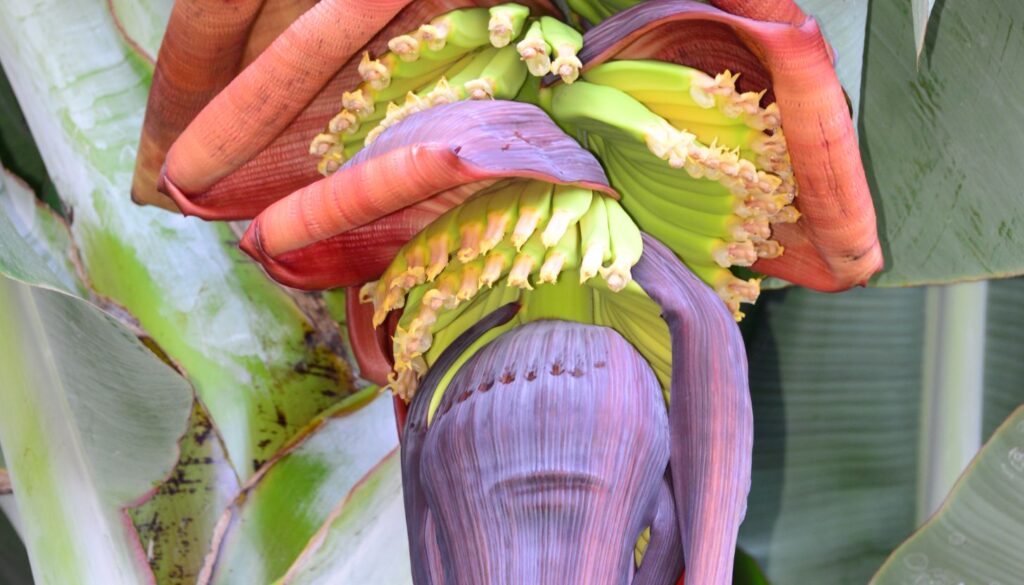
[131,0,265,210]
[163,0,417,196]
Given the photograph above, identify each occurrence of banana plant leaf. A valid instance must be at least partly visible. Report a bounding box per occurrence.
[0,168,81,294]
[203,389,398,585]
[107,0,173,65]
[862,0,1024,286]
[128,402,241,585]
[0,275,193,584]
[870,405,1024,584]
[275,449,410,585]
[738,286,926,584]
[0,0,356,485]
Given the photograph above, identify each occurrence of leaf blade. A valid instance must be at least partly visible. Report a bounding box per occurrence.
[0,277,192,584]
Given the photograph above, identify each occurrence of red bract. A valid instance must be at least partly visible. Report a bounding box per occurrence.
[134,0,558,218]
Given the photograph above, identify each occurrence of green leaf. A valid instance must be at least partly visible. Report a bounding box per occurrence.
[861,0,1024,285]
[204,390,399,585]
[0,276,193,584]
[0,0,355,482]
[129,402,241,585]
[795,0,869,125]
[983,278,1024,438]
[276,449,410,585]
[870,405,1024,584]
[107,0,173,64]
[739,286,925,584]
[0,168,82,294]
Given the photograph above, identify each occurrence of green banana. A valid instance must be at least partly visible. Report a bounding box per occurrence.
[600,197,643,291]
[540,16,583,83]
[542,184,593,247]
[455,190,494,262]
[488,3,531,47]
[508,230,547,289]
[464,44,529,100]
[511,180,554,249]
[481,181,526,253]
[417,7,492,53]
[578,193,611,283]
[424,206,462,280]
[539,223,581,284]
[480,238,517,288]
[516,20,551,77]
[583,59,720,109]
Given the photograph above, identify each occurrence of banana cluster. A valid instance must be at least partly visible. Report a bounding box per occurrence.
[547,60,800,319]
[310,5,588,175]
[359,180,643,399]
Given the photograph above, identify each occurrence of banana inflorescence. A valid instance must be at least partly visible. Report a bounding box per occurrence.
[358,179,657,400]
[315,19,805,322]
[310,4,591,175]
[545,59,801,319]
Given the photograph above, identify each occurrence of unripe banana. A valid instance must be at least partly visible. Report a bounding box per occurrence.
[516,20,551,77]
[543,185,593,247]
[455,191,493,262]
[511,180,554,249]
[425,206,461,280]
[549,81,686,163]
[539,223,581,284]
[508,230,547,290]
[418,8,491,54]
[480,238,517,288]
[686,262,761,321]
[600,197,643,291]
[540,16,583,83]
[583,60,719,109]
[623,196,756,268]
[464,44,529,100]
[456,258,485,301]
[481,181,526,253]
[578,193,611,283]
[488,3,531,48]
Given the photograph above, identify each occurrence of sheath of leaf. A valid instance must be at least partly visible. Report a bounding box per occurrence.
[153,0,560,219]
[574,0,882,291]
[633,233,752,585]
[237,101,616,290]
[405,320,670,584]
